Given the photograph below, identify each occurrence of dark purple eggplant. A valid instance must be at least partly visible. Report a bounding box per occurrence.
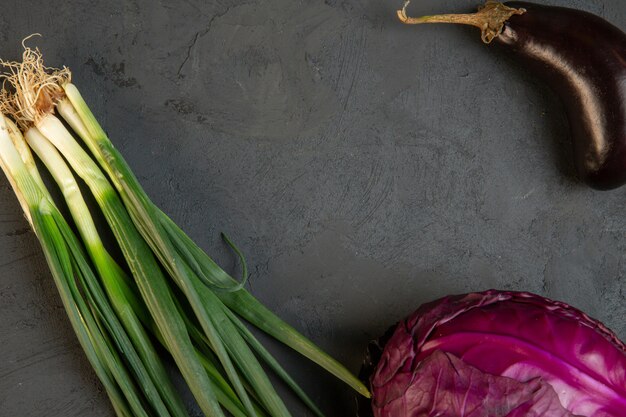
[398,1,626,190]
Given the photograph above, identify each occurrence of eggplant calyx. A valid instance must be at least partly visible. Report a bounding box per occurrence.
[397,1,526,44]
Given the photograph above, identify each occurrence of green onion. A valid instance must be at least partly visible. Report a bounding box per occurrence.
[24,126,189,417]
[2,48,227,417]
[36,111,287,417]
[35,112,229,417]
[0,115,135,417]
[0,42,370,417]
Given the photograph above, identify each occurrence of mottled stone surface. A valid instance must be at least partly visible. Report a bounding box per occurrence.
[0,0,625,416]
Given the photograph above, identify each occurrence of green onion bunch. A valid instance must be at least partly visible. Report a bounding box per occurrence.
[0,43,369,417]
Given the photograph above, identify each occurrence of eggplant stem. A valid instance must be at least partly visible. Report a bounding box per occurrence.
[397,0,526,44]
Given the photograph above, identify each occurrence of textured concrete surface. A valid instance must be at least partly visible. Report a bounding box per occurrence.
[1,0,625,416]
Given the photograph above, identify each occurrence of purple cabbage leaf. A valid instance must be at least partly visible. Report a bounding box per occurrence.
[370,291,626,417]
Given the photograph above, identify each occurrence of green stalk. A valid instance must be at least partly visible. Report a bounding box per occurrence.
[95,247,259,417]
[53,98,289,417]
[172,233,322,415]
[178,300,284,417]
[5,124,161,417]
[12,127,258,417]
[144,301,258,417]
[33,113,227,417]
[38,208,145,417]
[92,259,260,417]
[59,244,151,417]
[225,309,326,417]
[108,181,282,417]
[160,213,368,399]
[25,127,189,417]
[0,116,132,417]
[60,83,371,399]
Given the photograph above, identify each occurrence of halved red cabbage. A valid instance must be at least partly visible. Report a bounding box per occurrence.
[370,291,626,417]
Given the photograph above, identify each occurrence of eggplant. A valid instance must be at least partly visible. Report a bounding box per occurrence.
[398,1,626,190]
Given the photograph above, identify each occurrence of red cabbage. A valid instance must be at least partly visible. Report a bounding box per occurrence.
[370,291,626,417]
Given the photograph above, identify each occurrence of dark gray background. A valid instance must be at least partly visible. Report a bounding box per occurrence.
[1,0,625,415]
